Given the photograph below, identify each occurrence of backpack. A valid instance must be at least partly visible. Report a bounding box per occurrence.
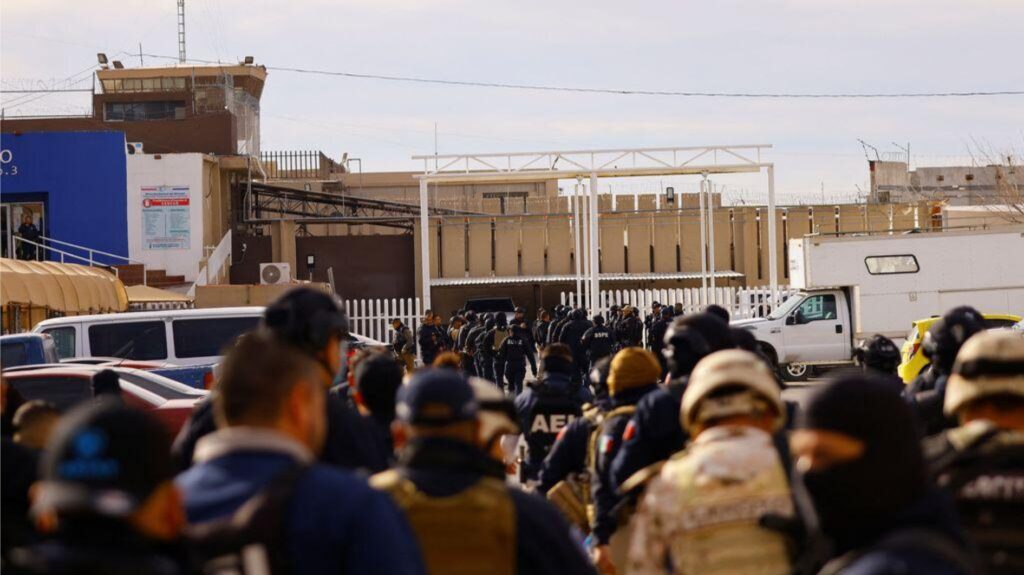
[186,465,307,575]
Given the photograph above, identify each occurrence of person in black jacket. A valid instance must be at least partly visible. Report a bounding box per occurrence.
[558,309,593,384]
[648,306,674,377]
[533,309,551,351]
[580,315,616,373]
[419,312,441,365]
[485,314,512,390]
[171,288,390,474]
[475,316,497,382]
[615,306,643,348]
[498,323,537,397]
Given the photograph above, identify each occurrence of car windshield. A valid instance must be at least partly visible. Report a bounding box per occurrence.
[767,293,805,320]
[465,299,515,313]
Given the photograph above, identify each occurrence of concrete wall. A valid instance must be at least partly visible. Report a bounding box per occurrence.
[126,153,206,281]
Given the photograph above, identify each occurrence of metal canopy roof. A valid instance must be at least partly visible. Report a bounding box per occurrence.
[430,271,744,287]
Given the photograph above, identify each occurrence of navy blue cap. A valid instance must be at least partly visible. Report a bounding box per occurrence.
[396,369,478,427]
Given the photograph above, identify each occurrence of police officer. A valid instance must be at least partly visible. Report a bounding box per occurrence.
[498,322,537,397]
[172,287,390,473]
[906,306,985,435]
[372,369,595,575]
[649,307,673,377]
[419,312,441,366]
[485,314,512,389]
[581,315,616,372]
[628,350,794,575]
[644,302,662,348]
[559,309,593,382]
[534,309,552,351]
[854,334,903,392]
[926,330,1024,573]
[793,375,972,575]
[589,349,663,575]
[551,306,574,346]
[392,318,416,373]
[515,344,594,483]
[475,315,497,382]
[448,316,466,352]
[458,312,481,377]
[14,401,190,574]
[611,312,733,490]
[616,306,644,348]
[514,306,534,347]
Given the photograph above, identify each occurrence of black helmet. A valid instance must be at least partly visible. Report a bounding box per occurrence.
[663,313,732,378]
[465,311,478,323]
[660,306,674,318]
[855,334,902,375]
[264,287,349,354]
[923,307,985,374]
[495,313,508,328]
[571,309,585,321]
[484,317,496,330]
[593,315,605,326]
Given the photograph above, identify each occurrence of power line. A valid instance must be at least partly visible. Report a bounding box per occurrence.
[139,52,1023,99]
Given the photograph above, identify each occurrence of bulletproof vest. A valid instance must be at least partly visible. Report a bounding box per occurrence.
[186,465,307,575]
[929,423,1024,573]
[492,328,510,352]
[584,405,638,524]
[527,385,583,460]
[588,327,614,357]
[502,337,526,362]
[371,470,515,575]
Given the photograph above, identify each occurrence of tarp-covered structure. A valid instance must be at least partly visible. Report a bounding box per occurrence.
[125,284,192,311]
[1,258,128,333]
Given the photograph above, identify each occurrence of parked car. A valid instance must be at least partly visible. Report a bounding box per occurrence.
[736,229,1024,381]
[1,333,59,369]
[1,365,207,435]
[33,307,264,366]
[897,313,1022,383]
[464,297,517,323]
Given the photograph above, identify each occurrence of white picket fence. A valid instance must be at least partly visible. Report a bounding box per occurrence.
[562,285,798,324]
[343,297,423,345]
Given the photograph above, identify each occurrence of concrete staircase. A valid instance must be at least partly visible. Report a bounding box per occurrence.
[113,264,186,288]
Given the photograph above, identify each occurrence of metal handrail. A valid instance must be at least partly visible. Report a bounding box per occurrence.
[11,236,147,285]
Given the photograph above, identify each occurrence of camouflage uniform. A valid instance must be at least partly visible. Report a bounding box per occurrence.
[628,425,793,575]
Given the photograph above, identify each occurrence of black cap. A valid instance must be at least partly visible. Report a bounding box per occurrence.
[264,287,349,353]
[36,400,172,518]
[704,304,730,324]
[396,369,478,427]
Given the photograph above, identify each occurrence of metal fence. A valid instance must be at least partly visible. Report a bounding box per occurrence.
[343,297,423,346]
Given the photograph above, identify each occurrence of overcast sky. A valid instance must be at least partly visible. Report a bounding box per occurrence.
[3,0,1022,198]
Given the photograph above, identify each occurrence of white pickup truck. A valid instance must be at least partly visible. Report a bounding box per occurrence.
[734,227,1024,381]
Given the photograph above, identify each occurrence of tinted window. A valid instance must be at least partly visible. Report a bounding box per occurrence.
[88,321,167,360]
[1,343,28,368]
[795,294,838,323]
[984,318,1019,329]
[8,376,91,411]
[865,255,919,275]
[171,317,260,359]
[42,327,76,359]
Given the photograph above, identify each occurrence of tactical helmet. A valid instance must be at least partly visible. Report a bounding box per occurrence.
[515,306,526,315]
[593,315,605,326]
[660,306,674,318]
[495,313,508,328]
[681,349,785,433]
[263,287,349,354]
[589,356,613,399]
[923,307,985,374]
[663,313,733,378]
[854,334,902,374]
[945,330,1024,415]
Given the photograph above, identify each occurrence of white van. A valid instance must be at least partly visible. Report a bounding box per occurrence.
[33,307,264,366]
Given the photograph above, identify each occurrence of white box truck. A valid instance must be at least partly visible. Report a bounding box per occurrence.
[733,226,1024,381]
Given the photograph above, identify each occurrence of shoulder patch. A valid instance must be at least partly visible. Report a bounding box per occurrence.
[623,420,637,442]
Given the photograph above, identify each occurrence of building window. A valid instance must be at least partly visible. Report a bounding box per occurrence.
[105,101,186,121]
[864,254,919,275]
[965,174,975,181]
[936,175,945,182]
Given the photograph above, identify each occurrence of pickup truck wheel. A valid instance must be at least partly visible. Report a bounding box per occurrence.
[781,363,810,382]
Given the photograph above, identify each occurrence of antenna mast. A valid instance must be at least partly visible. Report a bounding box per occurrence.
[177,0,187,63]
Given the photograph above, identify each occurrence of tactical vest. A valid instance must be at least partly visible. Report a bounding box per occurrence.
[371,470,516,575]
[493,328,510,352]
[585,405,638,525]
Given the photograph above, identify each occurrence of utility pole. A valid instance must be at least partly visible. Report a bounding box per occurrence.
[177,0,187,63]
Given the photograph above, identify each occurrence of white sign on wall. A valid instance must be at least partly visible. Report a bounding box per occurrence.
[141,185,190,250]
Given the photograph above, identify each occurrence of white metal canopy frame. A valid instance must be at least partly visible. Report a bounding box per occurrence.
[413,144,779,315]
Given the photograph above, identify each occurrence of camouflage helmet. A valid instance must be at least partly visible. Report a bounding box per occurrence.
[945,330,1024,416]
[681,349,785,433]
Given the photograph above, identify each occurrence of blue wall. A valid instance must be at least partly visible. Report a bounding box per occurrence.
[1,132,128,263]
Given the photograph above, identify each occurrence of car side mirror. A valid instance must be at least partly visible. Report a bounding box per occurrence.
[785,315,797,326]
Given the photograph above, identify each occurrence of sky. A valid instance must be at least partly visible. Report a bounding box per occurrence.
[2,0,1022,198]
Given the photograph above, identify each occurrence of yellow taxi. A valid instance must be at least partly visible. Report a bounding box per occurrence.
[898,313,1022,383]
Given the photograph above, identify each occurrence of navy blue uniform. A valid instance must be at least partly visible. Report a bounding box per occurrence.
[616,315,643,348]
[485,326,511,388]
[609,379,688,490]
[590,384,658,545]
[537,411,602,496]
[418,323,440,366]
[498,329,537,396]
[558,317,592,381]
[391,438,596,575]
[475,320,496,382]
[515,374,591,482]
[580,325,615,367]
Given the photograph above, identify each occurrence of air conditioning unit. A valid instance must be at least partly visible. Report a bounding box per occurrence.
[127,142,144,155]
[259,263,291,285]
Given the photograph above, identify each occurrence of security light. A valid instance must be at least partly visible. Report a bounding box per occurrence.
[112,61,124,69]
[97,53,108,65]
[666,186,676,203]
[242,56,254,65]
